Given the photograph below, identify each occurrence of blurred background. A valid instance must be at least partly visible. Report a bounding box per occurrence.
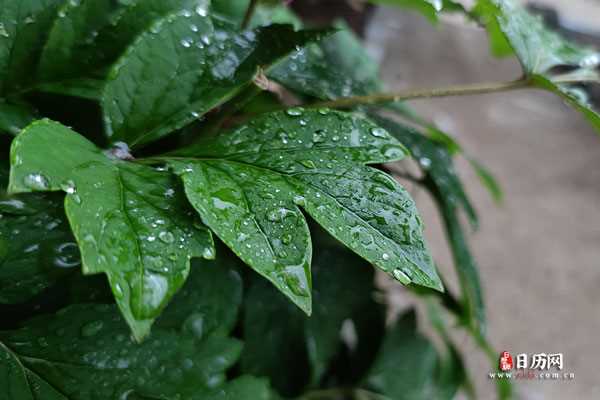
[296,0,600,399]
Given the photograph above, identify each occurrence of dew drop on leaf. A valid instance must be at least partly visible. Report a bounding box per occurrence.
[392,268,412,285]
[23,173,50,190]
[81,320,104,337]
[370,127,388,138]
[158,231,175,243]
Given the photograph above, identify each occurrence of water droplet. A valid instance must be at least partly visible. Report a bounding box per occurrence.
[382,253,390,261]
[392,268,411,284]
[370,127,388,138]
[81,320,104,337]
[419,157,432,168]
[293,195,306,206]
[183,313,205,339]
[53,242,80,268]
[580,53,600,68]
[299,159,316,169]
[23,173,50,190]
[180,38,193,48]
[195,4,208,16]
[202,247,214,259]
[60,180,77,194]
[158,231,175,243]
[164,188,175,197]
[318,108,329,115]
[286,107,303,116]
[0,23,9,38]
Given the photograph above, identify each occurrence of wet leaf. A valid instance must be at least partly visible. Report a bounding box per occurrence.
[363,310,465,400]
[270,21,383,101]
[8,119,215,341]
[374,116,485,335]
[0,260,268,399]
[38,0,204,83]
[102,8,327,147]
[476,0,600,135]
[0,188,77,304]
[170,109,441,314]
[0,0,64,94]
[241,243,376,394]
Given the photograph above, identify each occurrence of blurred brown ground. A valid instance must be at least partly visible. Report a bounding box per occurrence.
[365,3,600,399]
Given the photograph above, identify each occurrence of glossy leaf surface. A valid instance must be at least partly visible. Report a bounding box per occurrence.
[170,109,441,314]
[102,8,326,147]
[8,119,215,340]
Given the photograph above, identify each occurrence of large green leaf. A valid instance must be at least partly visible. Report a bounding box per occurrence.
[169,109,441,314]
[364,310,465,400]
[102,7,326,147]
[0,0,64,94]
[241,242,376,394]
[374,116,485,335]
[0,258,271,399]
[8,119,215,341]
[37,0,205,83]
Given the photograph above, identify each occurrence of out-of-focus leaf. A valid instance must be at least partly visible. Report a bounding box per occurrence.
[0,188,78,304]
[270,20,383,101]
[241,243,376,394]
[0,101,37,136]
[363,310,465,400]
[475,0,600,135]
[0,258,270,399]
[8,119,215,341]
[102,8,327,147]
[373,115,485,336]
[169,109,441,315]
[0,0,64,94]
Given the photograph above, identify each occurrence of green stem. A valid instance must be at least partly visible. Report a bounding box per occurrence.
[307,78,532,109]
[241,0,259,29]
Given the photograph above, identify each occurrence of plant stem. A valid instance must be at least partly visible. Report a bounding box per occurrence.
[306,78,532,109]
[241,0,259,29]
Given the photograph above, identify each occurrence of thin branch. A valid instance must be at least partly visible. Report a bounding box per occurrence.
[241,0,259,29]
[306,79,532,109]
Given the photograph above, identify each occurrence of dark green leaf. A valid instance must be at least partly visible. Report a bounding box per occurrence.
[8,119,215,341]
[467,157,503,204]
[364,310,464,400]
[241,243,376,394]
[0,0,64,94]
[0,101,37,136]
[374,116,485,335]
[270,21,383,101]
[0,258,262,399]
[102,8,326,147]
[34,78,104,101]
[0,190,78,304]
[38,0,205,83]
[169,109,441,312]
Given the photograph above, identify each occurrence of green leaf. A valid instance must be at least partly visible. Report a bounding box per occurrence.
[241,243,376,394]
[373,116,485,334]
[0,101,37,136]
[364,310,464,400]
[531,74,600,134]
[476,0,599,75]
[0,259,267,399]
[169,109,441,311]
[102,8,326,147]
[0,0,64,94]
[270,21,383,101]
[0,189,78,304]
[366,0,465,23]
[467,157,503,204]
[37,0,206,83]
[171,159,313,313]
[8,119,215,341]
[475,0,600,135]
